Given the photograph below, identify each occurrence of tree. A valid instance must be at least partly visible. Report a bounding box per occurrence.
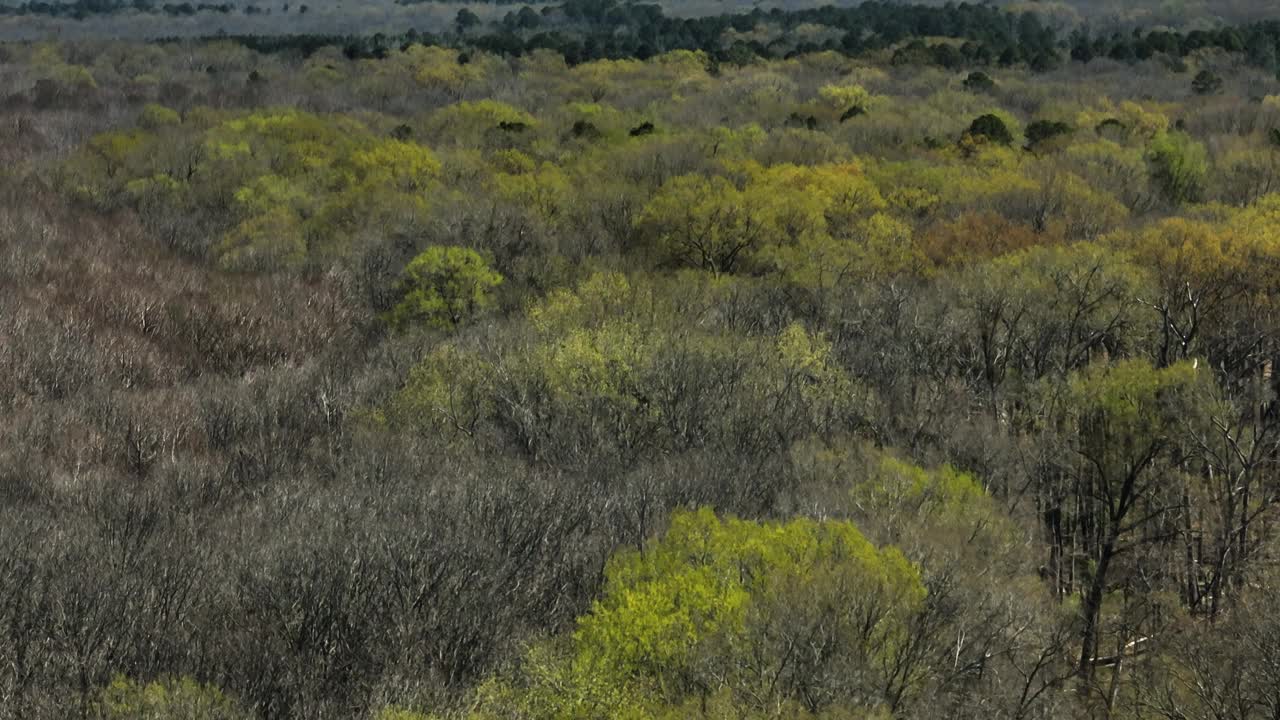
[476,508,925,718]
[798,444,1079,718]
[1053,361,1209,689]
[963,70,995,93]
[967,113,1014,145]
[917,211,1040,269]
[1147,131,1207,205]
[1114,218,1246,365]
[455,8,481,34]
[637,175,765,275]
[388,343,495,441]
[582,507,923,707]
[817,82,874,118]
[950,243,1154,421]
[1140,564,1280,719]
[1025,119,1073,147]
[389,246,503,330]
[138,103,180,130]
[1191,69,1223,95]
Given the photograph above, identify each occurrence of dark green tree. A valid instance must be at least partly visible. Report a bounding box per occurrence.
[967,113,1014,145]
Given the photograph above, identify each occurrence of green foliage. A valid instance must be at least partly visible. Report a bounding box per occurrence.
[1064,360,1208,466]
[98,675,248,719]
[1191,69,1223,95]
[384,270,865,467]
[375,708,438,720]
[28,28,1280,720]
[217,204,308,270]
[30,43,97,96]
[793,441,1027,569]
[637,174,761,274]
[388,341,496,439]
[427,100,539,145]
[139,103,181,129]
[474,508,924,718]
[1025,119,1073,146]
[967,113,1015,145]
[1147,130,1208,204]
[963,71,995,93]
[817,82,874,113]
[855,454,989,529]
[65,109,442,269]
[951,242,1156,389]
[491,157,572,228]
[639,162,895,280]
[389,247,503,330]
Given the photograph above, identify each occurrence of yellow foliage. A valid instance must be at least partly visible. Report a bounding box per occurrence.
[98,674,248,719]
[139,103,181,129]
[376,709,438,720]
[408,45,478,92]
[529,272,637,335]
[546,508,923,715]
[492,161,571,223]
[817,82,874,111]
[348,139,441,191]
[1111,205,1280,305]
[1075,99,1171,140]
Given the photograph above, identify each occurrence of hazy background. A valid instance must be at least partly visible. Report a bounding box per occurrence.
[0,0,1273,43]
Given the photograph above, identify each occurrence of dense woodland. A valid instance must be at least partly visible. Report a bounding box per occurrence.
[6,2,1280,718]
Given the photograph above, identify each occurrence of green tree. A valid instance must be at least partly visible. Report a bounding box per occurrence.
[1147,131,1207,205]
[1025,119,1073,147]
[1191,69,1223,95]
[139,103,181,130]
[388,342,496,440]
[476,508,925,718]
[791,443,1077,718]
[455,8,481,33]
[578,508,923,710]
[1055,360,1210,686]
[390,246,503,330]
[963,71,995,93]
[950,242,1155,419]
[967,113,1015,145]
[637,175,765,274]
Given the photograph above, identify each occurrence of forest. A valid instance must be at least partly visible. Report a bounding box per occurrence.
[4,1,1280,718]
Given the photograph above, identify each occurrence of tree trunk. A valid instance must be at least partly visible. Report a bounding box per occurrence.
[1078,532,1118,685]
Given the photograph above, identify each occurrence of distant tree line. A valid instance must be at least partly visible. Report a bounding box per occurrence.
[6,0,1280,78]
[134,0,1280,76]
[0,0,306,18]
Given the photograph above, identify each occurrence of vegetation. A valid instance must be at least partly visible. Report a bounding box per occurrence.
[389,246,503,329]
[6,6,1280,720]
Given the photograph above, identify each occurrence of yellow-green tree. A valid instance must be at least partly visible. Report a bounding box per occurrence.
[1055,360,1210,683]
[65,109,444,269]
[471,508,923,719]
[390,247,503,330]
[789,442,1073,717]
[1109,207,1280,366]
[950,242,1155,420]
[97,675,249,720]
[1147,131,1207,205]
[388,342,496,440]
[638,175,765,274]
